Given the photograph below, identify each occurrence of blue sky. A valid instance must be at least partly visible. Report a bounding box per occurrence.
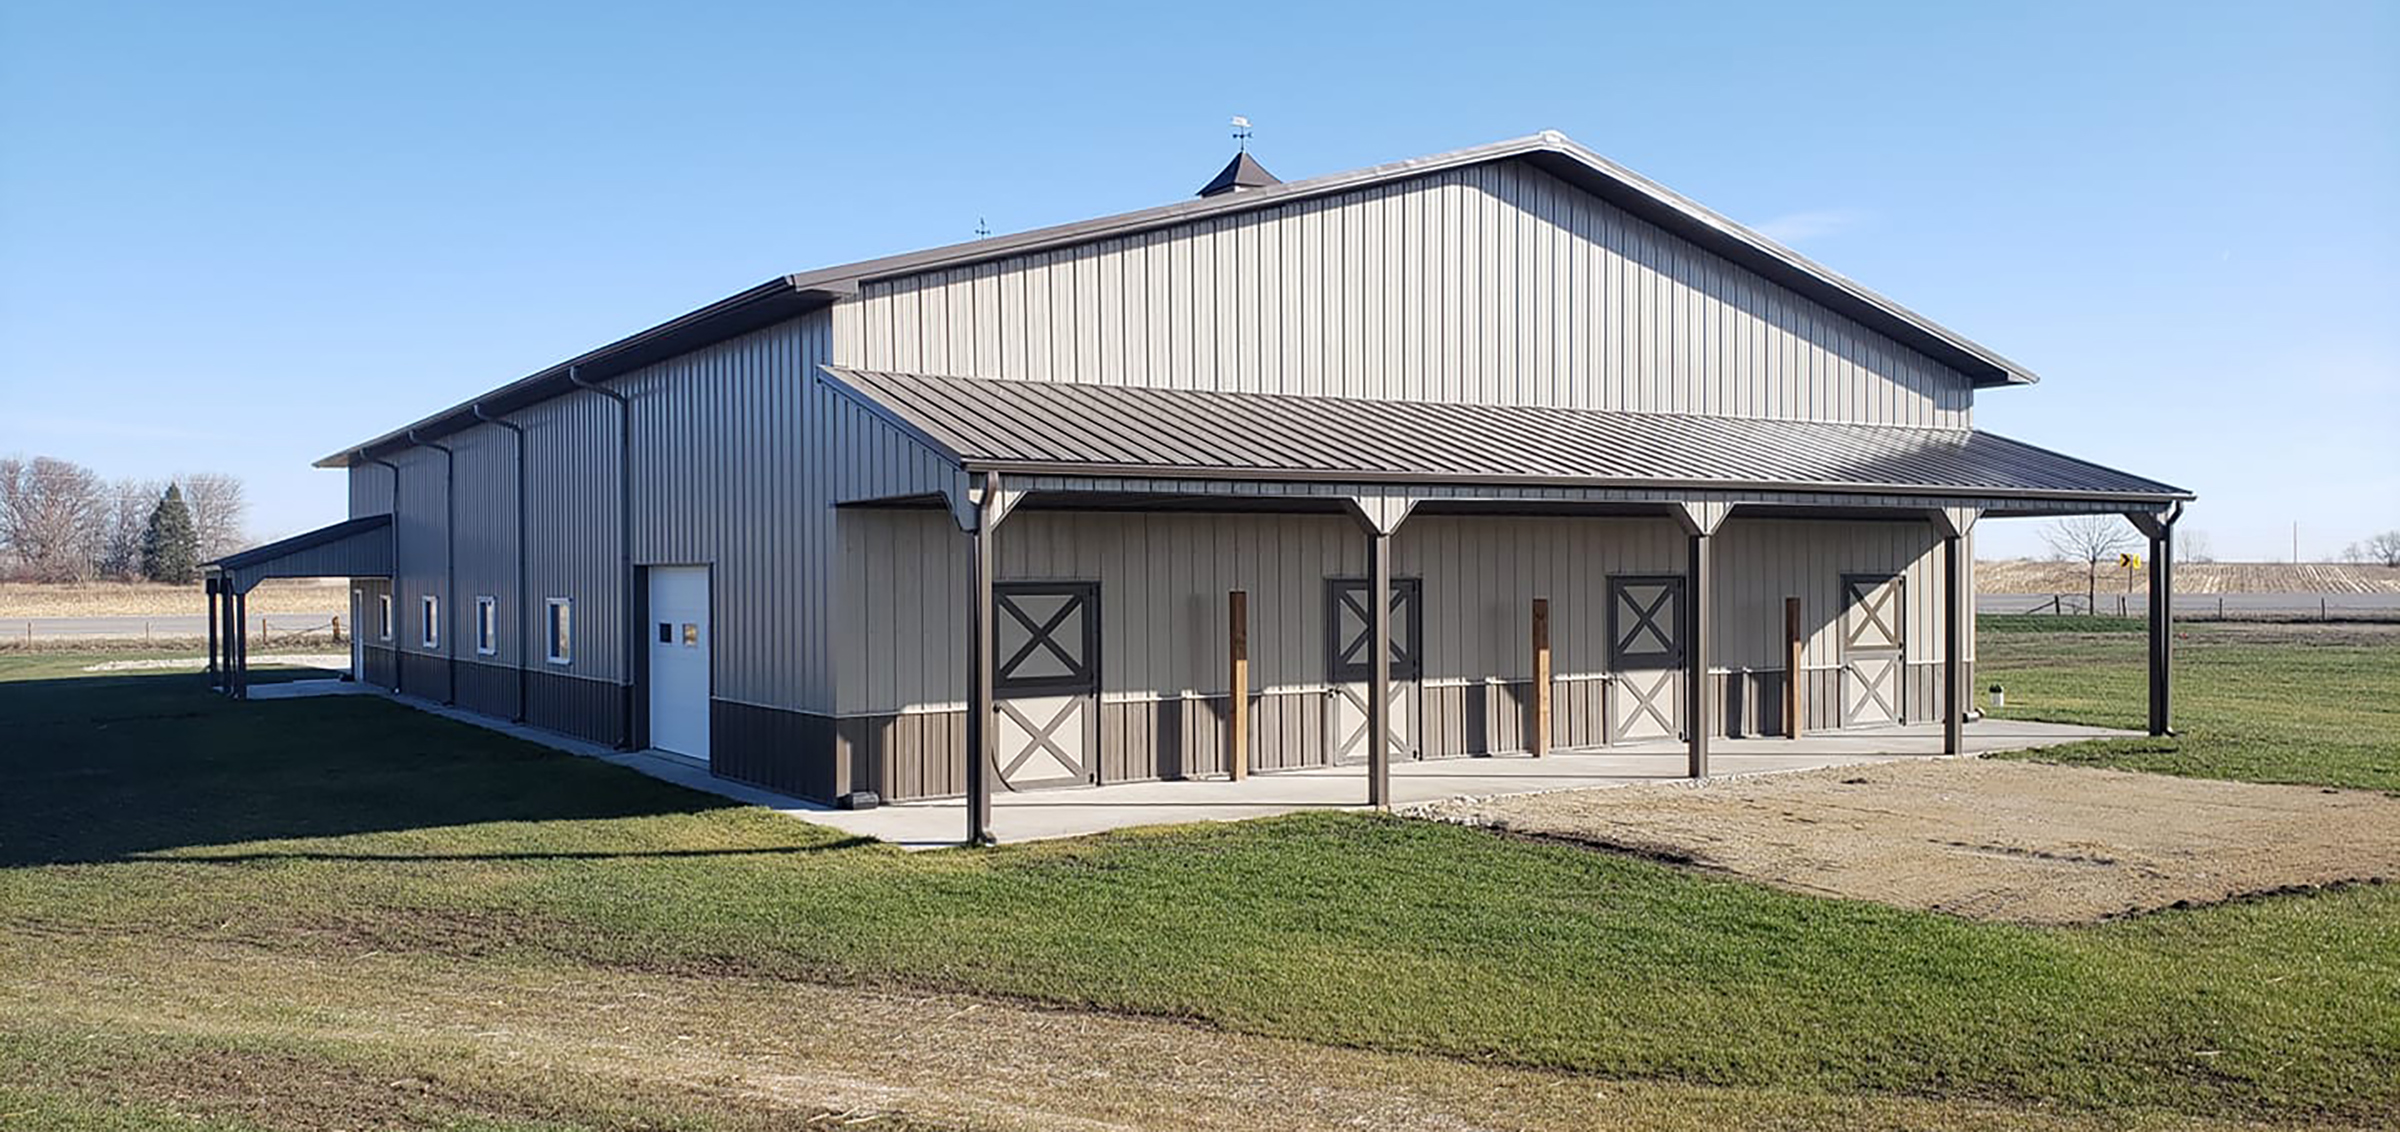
[2,1,2393,560]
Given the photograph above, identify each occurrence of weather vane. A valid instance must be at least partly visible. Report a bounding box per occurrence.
[975,216,991,239]
[1231,115,1252,152]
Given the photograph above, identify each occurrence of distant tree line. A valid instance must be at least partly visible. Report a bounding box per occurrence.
[0,455,248,583]
[2344,532,2400,568]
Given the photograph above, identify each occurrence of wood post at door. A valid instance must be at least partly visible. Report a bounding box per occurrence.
[1783,596,1802,738]
[1530,598,1551,756]
[1228,589,1250,781]
[1942,533,1964,755]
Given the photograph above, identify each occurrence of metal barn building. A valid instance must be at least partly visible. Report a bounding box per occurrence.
[205,132,2190,843]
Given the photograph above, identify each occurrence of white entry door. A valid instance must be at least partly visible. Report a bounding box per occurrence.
[647,566,711,759]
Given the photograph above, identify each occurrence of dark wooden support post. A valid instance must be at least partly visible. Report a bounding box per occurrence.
[1782,596,1802,738]
[1228,589,1250,781]
[1942,531,1965,755]
[1367,528,1393,807]
[205,576,221,687]
[233,588,249,700]
[1530,597,1551,757]
[964,472,1007,847]
[2125,506,2180,737]
[1686,531,1712,778]
[2147,519,2175,736]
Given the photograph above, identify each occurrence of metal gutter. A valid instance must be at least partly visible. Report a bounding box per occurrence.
[408,429,458,705]
[569,366,637,750]
[364,451,404,695]
[472,403,530,721]
[953,458,2195,505]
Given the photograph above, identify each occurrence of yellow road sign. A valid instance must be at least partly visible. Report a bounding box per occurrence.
[2118,553,2143,569]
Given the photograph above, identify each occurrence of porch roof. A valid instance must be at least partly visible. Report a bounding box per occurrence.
[818,367,2191,508]
[204,514,391,594]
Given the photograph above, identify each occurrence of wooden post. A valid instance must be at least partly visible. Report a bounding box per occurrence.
[1942,533,1964,755]
[1530,598,1551,756]
[1228,589,1250,780]
[1783,596,1802,738]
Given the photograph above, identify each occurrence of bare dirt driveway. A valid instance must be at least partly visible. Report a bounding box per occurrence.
[1410,758,2400,924]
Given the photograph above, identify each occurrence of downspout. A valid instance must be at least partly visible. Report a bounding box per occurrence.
[362,450,404,695]
[568,364,636,749]
[472,403,529,722]
[408,428,457,705]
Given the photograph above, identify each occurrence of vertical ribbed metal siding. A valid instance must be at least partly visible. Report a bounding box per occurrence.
[448,425,522,666]
[839,509,1957,718]
[839,158,1972,428]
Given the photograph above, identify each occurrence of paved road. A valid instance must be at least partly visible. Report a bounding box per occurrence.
[0,612,345,640]
[1978,592,2400,616]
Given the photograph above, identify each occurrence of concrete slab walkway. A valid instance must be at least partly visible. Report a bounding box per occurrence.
[241,679,2128,850]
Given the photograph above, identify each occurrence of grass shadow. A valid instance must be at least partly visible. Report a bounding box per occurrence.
[0,671,750,866]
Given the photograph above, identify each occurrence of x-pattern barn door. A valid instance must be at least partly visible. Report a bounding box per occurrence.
[1325,577,1421,765]
[1608,575,1685,743]
[1841,573,1906,727]
[992,582,1100,789]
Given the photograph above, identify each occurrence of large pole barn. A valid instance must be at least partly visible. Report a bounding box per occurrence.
[206,133,2190,844]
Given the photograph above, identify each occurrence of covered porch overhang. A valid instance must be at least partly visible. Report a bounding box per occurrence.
[817,366,2194,846]
[202,514,392,700]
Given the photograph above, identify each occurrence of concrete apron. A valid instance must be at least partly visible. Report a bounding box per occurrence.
[249,680,2129,851]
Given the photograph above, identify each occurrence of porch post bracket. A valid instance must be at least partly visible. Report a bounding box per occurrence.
[1344,490,1417,537]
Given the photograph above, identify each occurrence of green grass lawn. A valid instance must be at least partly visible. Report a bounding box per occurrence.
[2,631,2396,1128]
[1981,621,2400,793]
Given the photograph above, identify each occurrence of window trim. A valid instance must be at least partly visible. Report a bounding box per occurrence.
[420,594,439,650]
[474,595,498,656]
[544,597,573,666]
[377,594,392,642]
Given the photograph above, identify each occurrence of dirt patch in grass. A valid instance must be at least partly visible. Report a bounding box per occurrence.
[1410,759,2400,924]
[2,934,2304,1132]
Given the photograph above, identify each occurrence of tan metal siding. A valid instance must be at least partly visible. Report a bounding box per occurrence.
[842,510,1959,735]
[838,158,1972,427]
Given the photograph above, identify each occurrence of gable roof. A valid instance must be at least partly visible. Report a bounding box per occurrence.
[321,131,2036,468]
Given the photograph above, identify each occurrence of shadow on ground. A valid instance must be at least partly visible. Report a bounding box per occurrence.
[0,672,744,866]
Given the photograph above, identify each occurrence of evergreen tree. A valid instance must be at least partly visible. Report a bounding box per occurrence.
[141,483,199,583]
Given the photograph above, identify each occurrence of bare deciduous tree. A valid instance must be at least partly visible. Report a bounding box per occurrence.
[0,455,108,582]
[2368,531,2400,569]
[95,476,164,580]
[2041,514,2140,613]
[2342,542,2366,564]
[179,471,250,561]
[2179,528,2214,564]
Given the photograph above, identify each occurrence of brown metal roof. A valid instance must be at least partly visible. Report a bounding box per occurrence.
[819,366,2190,505]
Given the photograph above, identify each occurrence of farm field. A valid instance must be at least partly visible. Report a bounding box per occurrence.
[1976,558,2400,594]
[2,626,2395,1129]
[0,577,348,618]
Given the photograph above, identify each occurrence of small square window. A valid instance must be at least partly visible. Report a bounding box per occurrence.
[682,622,698,647]
[421,595,439,649]
[475,596,498,656]
[378,594,392,641]
[545,598,573,665]
[658,621,672,644]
